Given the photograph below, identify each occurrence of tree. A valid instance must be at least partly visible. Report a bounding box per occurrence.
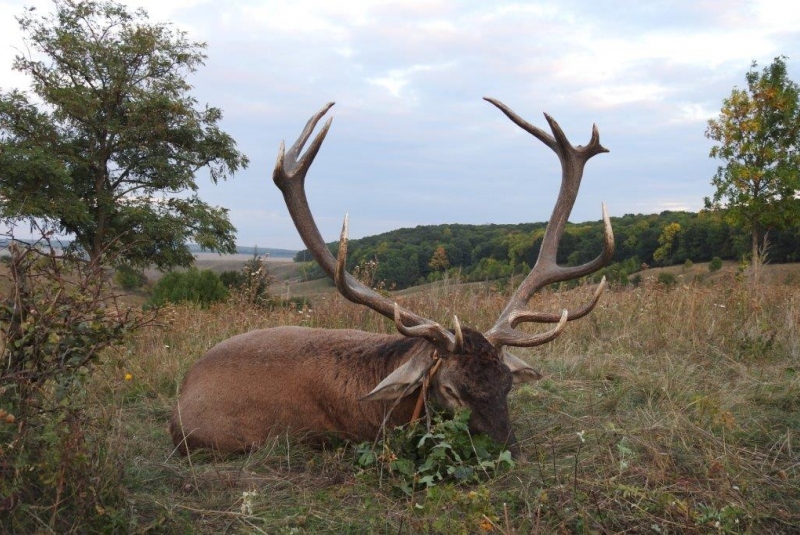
[428,245,450,273]
[0,0,248,270]
[653,222,681,263]
[705,56,800,279]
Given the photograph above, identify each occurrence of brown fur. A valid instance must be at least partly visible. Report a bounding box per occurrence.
[169,326,523,455]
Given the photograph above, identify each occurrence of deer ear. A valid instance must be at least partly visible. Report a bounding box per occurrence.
[360,351,433,401]
[502,349,543,384]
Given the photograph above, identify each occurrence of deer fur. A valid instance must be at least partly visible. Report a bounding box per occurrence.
[170,326,541,455]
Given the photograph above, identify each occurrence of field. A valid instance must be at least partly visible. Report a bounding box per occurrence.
[5,260,800,533]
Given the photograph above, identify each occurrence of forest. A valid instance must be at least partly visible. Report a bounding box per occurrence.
[294,210,800,289]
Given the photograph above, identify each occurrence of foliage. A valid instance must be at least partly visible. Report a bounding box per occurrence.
[0,0,248,270]
[428,245,450,273]
[653,222,681,264]
[656,271,677,286]
[0,227,153,531]
[294,210,800,290]
[355,409,514,496]
[148,268,228,308]
[709,256,723,272]
[114,263,147,290]
[705,56,800,275]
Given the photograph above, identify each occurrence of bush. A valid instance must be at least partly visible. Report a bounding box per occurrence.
[709,256,723,272]
[657,271,677,286]
[148,268,228,308]
[684,259,693,270]
[0,232,152,531]
[219,269,247,288]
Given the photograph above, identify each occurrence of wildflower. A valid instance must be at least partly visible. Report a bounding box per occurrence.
[576,430,586,443]
[479,517,494,532]
[124,373,133,381]
[241,490,258,515]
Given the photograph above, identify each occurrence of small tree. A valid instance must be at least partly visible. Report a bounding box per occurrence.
[705,56,800,281]
[0,0,248,270]
[428,245,450,272]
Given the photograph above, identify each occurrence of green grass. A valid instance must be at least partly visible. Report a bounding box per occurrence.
[4,264,800,533]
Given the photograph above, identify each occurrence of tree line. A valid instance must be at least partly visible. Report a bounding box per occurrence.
[294,210,800,289]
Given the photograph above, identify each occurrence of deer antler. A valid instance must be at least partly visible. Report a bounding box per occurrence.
[482,98,615,348]
[273,103,463,353]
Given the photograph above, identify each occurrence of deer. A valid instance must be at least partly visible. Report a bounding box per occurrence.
[169,98,614,458]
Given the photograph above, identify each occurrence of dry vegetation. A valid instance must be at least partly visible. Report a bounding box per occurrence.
[6,262,800,533]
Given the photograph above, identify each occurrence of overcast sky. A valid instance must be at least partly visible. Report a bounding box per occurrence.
[1,0,799,250]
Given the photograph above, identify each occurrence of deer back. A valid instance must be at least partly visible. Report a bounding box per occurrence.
[169,326,427,453]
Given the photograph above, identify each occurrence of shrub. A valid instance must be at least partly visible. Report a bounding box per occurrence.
[657,271,677,286]
[684,259,693,270]
[709,256,723,272]
[219,269,247,288]
[0,232,152,531]
[148,268,228,308]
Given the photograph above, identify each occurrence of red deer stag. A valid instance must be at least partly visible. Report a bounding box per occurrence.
[170,99,614,457]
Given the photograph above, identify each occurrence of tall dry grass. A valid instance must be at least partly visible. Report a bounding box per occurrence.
[78,267,800,532]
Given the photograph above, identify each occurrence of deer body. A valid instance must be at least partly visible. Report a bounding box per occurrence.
[170,99,615,457]
[170,326,533,454]
[170,327,422,453]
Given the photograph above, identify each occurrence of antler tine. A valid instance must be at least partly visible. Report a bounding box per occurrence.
[507,276,608,327]
[483,99,615,348]
[335,214,462,352]
[274,104,460,352]
[273,103,336,272]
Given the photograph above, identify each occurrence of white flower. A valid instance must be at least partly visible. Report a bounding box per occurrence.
[240,490,257,515]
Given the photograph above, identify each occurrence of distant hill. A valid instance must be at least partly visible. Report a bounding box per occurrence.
[293,210,800,290]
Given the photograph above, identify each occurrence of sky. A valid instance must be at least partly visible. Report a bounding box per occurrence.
[1,0,799,250]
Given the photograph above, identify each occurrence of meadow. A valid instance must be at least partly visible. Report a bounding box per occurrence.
[5,262,800,533]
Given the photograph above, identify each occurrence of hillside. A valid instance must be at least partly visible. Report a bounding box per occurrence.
[292,211,800,290]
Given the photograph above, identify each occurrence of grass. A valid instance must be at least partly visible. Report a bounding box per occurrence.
[5,263,800,533]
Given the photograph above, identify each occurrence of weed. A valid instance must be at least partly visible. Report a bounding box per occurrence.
[355,409,514,496]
